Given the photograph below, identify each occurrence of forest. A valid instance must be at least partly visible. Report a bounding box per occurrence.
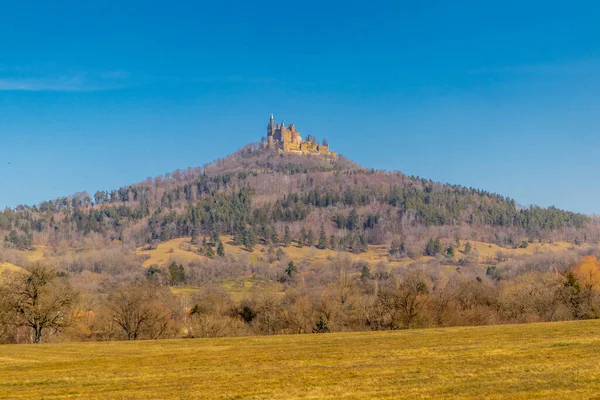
[1,144,593,253]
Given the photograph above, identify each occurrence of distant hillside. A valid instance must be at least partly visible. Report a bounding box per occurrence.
[0,144,594,256]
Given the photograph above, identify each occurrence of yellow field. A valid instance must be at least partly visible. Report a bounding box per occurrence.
[135,237,583,270]
[0,262,23,275]
[1,320,600,399]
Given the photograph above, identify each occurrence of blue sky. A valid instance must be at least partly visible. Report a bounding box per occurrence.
[0,1,599,213]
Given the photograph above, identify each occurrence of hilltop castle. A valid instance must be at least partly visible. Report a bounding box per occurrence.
[263,114,336,157]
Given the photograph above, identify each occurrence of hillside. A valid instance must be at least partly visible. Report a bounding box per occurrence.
[2,141,600,345]
[0,143,594,257]
[1,320,600,399]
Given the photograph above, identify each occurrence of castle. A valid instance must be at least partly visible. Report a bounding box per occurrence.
[263,114,336,157]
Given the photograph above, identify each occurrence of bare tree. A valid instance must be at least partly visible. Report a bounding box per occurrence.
[375,273,429,329]
[6,265,78,343]
[107,284,179,340]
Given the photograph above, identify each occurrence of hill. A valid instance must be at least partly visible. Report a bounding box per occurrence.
[0,142,594,258]
[2,134,600,345]
[1,319,599,399]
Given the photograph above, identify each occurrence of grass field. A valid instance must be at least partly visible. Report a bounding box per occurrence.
[1,320,600,399]
[134,237,582,269]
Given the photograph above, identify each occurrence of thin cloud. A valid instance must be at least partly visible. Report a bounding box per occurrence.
[0,71,132,92]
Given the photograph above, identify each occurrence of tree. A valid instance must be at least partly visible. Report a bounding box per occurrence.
[107,284,177,340]
[168,262,185,286]
[433,238,442,255]
[446,246,455,257]
[211,230,220,245]
[283,226,291,247]
[285,261,297,277]
[464,242,472,254]
[205,242,215,258]
[360,265,371,281]
[329,234,337,250]
[306,229,315,247]
[312,315,330,333]
[375,274,429,329]
[298,228,307,248]
[217,240,225,257]
[425,238,442,256]
[317,225,327,249]
[244,227,256,252]
[6,265,77,343]
[270,227,279,247]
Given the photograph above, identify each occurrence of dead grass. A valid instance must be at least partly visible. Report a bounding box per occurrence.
[134,237,583,271]
[1,320,600,399]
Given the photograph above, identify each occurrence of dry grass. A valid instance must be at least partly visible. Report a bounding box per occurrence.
[0,262,23,273]
[134,237,583,270]
[1,321,600,399]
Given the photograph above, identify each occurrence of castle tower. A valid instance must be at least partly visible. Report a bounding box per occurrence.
[265,114,275,148]
[267,114,275,136]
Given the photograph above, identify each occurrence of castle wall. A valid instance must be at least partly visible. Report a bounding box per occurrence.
[266,116,336,157]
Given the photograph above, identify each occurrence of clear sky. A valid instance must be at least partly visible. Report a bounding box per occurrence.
[0,1,599,213]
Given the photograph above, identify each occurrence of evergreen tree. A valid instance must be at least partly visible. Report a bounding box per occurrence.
[244,227,256,252]
[360,265,371,281]
[299,227,307,248]
[317,225,327,249]
[217,240,225,257]
[190,227,198,245]
[425,238,437,256]
[329,234,337,250]
[261,224,270,245]
[270,226,279,247]
[232,222,245,246]
[359,233,369,252]
[205,242,215,258]
[283,226,291,247]
[168,262,185,285]
[433,238,442,255]
[351,234,362,254]
[285,261,297,277]
[464,242,472,254]
[312,315,331,333]
[307,229,315,247]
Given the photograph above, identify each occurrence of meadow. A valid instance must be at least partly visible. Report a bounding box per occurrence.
[1,320,600,399]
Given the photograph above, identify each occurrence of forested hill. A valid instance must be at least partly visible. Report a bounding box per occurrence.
[0,144,593,253]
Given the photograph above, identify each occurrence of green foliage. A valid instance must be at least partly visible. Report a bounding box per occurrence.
[306,229,315,247]
[285,261,297,277]
[145,266,162,281]
[244,227,256,252]
[317,225,327,250]
[270,227,279,247]
[283,226,291,247]
[329,234,337,250]
[205,242,214,258]
[312,315,331,333]
[298,228,306,248]
[217,241,225,257]
[168,262,185,285]
[464,242,472,254]
[360,265,371,281]
[425,238,442,256]
[4,230,32,250]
